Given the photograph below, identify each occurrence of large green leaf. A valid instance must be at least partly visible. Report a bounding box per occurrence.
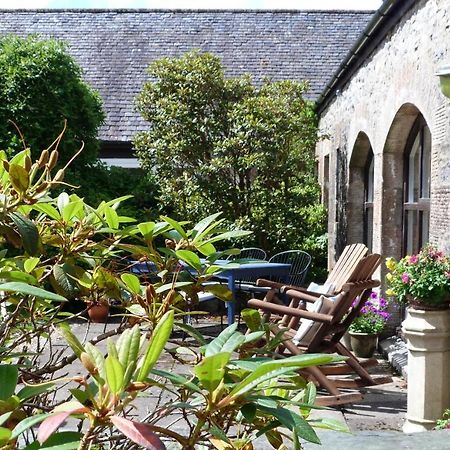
[17,382,55,401]
[105,356,124,394]
[104,205,119,229]
[155,282,192,294]
[0,364,18,400]
[57,323,85,358]
[241,308,262,332]
[33,203,61,220]
[120,273,141,295]
[196,242,217,256]
[174,321,206,346]
[203,284,232,302]
[258,405,320,444]
[194,352,230,392]
[204,323,238,357]
[137,310,174,381]
[137,221,155,238]
[9,164,29,193]
[175,250,202,271]
[24,431,82,450]
[0,427,11,445]
[0,270,37,284]
[9,212,39,256]
[84,343,106,382]
[151,369,202,394]
[24,257,40,274]
[228,354,341,399]
[204,230,252,244]
[0,282,66,302]
[62,201,83,224]
[191,213,223,243]
[160,216,188,239]
[118,325,140,378]
[11,413,50,440]
[52,264,78,297]
[309,417,350,433]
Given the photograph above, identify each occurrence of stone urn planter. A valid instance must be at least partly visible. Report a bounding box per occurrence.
[348,331,378,358]
[402,306,450,433]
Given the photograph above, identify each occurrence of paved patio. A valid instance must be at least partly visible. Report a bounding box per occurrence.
[37,316,448,449]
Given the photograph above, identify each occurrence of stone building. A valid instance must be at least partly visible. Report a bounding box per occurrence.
[316,0,450,284]
[0,8,371,167]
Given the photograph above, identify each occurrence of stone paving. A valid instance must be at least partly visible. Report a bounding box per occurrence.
[36,316,449,449]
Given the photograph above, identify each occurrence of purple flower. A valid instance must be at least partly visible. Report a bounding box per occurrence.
[401,272,410,284]
[370,291,378,299]
[409,255,418,264]
[379,298,387,307]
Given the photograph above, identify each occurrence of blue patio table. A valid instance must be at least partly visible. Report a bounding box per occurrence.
[130,260,291,325]
[212,260,291,325]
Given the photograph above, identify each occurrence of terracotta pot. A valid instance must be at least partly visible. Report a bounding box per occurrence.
[87,302,109,323]
[349,332,378,358]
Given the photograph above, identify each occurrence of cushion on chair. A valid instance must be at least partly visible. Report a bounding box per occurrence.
[292,295,334,346]
[307,281,335,295]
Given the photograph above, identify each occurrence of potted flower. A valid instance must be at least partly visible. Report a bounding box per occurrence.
[349,292,390,358]
[385,245,450,310]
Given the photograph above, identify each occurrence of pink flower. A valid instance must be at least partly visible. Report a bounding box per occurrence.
[446,271,450,279]
[409,255,418,264]
[401,272,410,284]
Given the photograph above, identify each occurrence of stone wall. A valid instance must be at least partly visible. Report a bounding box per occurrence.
[317,0,450,325]
[317,0,450,267]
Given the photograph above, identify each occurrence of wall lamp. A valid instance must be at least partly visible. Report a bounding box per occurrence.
[436,63,450,98]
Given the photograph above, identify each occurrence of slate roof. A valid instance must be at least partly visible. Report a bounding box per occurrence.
[0,9,373,143]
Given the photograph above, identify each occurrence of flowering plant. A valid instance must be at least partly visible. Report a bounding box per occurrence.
[385,245,450,307]
[349,291,390,335]
[436,409,450,430]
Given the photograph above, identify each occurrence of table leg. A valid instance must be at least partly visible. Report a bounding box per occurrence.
[227,274,236,325]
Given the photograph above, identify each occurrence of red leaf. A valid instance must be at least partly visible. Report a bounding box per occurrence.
[110,416,166,450]
[37,411,72,444]
[37,405,87,444]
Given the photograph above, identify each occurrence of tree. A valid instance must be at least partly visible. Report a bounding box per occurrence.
[135,50,326,274]
[0,35,105,168]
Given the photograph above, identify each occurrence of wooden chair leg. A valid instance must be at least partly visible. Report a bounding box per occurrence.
[335,342,377,386]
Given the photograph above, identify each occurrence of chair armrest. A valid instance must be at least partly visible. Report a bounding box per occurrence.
[256,279,285,289]
[248,299,333,323]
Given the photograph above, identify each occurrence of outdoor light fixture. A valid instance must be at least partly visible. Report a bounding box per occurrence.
[436,62,450,98]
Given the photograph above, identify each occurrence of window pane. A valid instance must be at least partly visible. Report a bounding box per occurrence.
[421,126,431,199]
[404,122,431,255]
[408,134,420,203]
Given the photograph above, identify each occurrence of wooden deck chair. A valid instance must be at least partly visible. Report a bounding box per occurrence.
[254,243,368,296]
[247,254,391,406]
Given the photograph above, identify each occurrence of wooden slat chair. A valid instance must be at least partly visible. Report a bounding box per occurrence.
[254,243,368,297]
[248,254,391,406]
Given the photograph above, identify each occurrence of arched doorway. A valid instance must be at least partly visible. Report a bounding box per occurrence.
[348,132,374,251]
[381,103,431,261]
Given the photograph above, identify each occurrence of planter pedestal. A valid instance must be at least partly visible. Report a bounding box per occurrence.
[402,307,450,433]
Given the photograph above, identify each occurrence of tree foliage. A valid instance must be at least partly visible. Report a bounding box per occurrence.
[135,50,326,274]
[67,162,159,221]
[0,35,105,168]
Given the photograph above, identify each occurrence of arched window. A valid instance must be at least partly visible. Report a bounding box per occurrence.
[363,152,374,252]
[403,117,431,255]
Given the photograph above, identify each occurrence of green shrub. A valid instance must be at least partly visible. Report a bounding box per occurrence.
[0,35,104,168]
[135,50,327,278]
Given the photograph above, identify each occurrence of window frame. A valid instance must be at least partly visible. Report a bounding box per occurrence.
[403,116,431,255]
